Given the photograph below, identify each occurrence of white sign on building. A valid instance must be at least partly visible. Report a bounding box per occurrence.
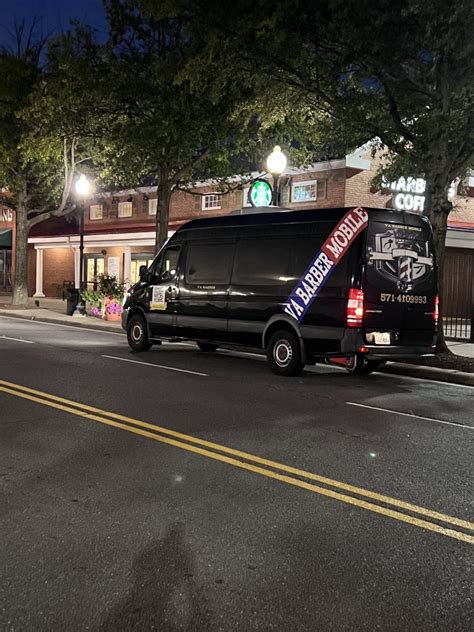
[107,256,120,279]
[1,209,13,223]
[383,176,457,214]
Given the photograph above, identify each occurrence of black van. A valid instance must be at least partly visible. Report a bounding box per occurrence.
[122,207,438,376]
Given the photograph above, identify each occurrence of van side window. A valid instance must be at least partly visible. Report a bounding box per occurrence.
[291,239,349,288]
[232,239,291,286]
[149,246,180,284]
[185,243,235,284]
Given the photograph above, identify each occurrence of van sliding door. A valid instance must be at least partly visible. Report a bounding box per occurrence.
[176,240,236,342]
[228,237,292,346]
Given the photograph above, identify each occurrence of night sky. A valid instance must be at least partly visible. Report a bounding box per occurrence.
[0,0,107,46]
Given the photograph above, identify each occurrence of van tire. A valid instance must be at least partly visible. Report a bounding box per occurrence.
[267,330,304,376]
[346,355,384,375]
[196,342,219,352]
[127,314,152,352]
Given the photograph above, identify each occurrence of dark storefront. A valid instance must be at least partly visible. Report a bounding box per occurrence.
[0,228,13,292]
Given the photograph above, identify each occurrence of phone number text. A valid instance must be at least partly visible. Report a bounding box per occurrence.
[380,293,427,304]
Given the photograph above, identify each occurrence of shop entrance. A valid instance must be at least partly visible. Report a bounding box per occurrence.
[131,254,154,284]
[0,250,12,292]
[86,255,105,290]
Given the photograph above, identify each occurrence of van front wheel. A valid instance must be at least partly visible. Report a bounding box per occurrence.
[267,330,304,376]
[127,314,152,352]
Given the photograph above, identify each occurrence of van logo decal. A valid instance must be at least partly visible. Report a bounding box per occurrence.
[367,229,434,292]
[284,208,369,322]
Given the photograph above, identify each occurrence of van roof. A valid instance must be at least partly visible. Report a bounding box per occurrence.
[178,207,430,233]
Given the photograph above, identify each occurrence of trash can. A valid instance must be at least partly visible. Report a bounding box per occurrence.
[65,288,80,315]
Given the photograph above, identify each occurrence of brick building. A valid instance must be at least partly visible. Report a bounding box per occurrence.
[26,148,474,327]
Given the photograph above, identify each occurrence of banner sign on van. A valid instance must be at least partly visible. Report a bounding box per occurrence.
[284,207,369,322]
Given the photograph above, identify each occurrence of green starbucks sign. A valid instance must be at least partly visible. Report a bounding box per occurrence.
[248,180,273,207]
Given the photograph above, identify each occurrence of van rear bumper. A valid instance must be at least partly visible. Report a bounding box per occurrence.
[359,346,436,360]
[340,329,436,360]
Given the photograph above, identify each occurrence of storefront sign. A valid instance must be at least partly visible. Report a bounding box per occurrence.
[284,207,369,322]
[249,180,272,207]
[383,176,456,214]
[107,256,120,279]
[383,177,426,213]
[1,208,14,223]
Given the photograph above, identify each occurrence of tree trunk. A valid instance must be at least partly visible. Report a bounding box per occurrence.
[425,178,452,353]
[12,195,29,306]
[154,167,172,254]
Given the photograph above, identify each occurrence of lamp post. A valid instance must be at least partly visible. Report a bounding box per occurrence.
[266,145,287,206]
[75,174,90,292]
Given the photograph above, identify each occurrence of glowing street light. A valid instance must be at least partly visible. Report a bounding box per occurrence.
[266,146,287,206]
[74,175,91,304]
[75,173,91,197]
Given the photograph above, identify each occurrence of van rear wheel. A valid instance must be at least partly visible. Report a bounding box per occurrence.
[127,314,152,352]
[267,330,304,376]
[196,342,219,352]
[346,355,384,375]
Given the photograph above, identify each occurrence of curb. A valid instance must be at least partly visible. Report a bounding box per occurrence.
[1,310,472,386]
[381,362,474,386]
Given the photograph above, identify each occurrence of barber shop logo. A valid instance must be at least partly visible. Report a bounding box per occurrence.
[367,229,434,291]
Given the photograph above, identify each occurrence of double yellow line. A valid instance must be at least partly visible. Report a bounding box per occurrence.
[1,379,473,544]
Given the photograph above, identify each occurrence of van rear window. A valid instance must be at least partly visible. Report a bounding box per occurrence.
[185,242,235,285]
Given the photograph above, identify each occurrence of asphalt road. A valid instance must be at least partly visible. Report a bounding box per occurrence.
[0,315,472,631]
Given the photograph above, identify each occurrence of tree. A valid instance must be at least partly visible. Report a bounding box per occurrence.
[99,0,274,253]
[0,23,104,305]
[157,0,473,350]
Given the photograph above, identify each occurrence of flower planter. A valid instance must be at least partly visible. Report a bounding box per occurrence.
[106,312,122,322]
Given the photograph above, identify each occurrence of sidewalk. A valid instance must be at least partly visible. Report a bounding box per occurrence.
[0,296,122,332]
[0,296,473,384]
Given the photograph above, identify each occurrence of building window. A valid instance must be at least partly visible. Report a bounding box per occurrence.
[148,198,157,215]
[118,201,133,218]
[291,180,326,203]
[89,204,103,220]
[202,193,221,210]
[242,188,251,207]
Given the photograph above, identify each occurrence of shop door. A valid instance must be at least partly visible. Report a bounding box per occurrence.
[0,250,12,292]
[130,256,154,284]
[86,256,105,290]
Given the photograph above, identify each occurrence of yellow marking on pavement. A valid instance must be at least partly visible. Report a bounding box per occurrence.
[1,380,473,544]
[2,380,471,532]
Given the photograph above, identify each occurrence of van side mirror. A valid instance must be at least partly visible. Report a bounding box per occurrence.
[139,265,148,281]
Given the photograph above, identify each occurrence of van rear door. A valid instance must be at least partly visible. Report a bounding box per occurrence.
[363,217,437,344]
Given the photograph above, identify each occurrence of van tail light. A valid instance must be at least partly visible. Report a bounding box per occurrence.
[346,288,364,327]
[433,294,439,326]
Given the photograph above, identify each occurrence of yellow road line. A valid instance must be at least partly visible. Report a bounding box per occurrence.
[1,379,472,533]
[2,379,473,532]
[0,384,472,544]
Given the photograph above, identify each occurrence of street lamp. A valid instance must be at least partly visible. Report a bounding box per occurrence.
[266,145,287,206]
[75,174,90,293]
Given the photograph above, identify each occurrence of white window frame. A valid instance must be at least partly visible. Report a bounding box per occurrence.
[242,187,251,207]
[202,193,222,211]
[291,180,319,203]
[89,204,103,220]
[117,201,133,218]
[148,198,157,215]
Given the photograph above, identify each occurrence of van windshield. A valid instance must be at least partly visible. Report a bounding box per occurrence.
[365,221,435,292]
